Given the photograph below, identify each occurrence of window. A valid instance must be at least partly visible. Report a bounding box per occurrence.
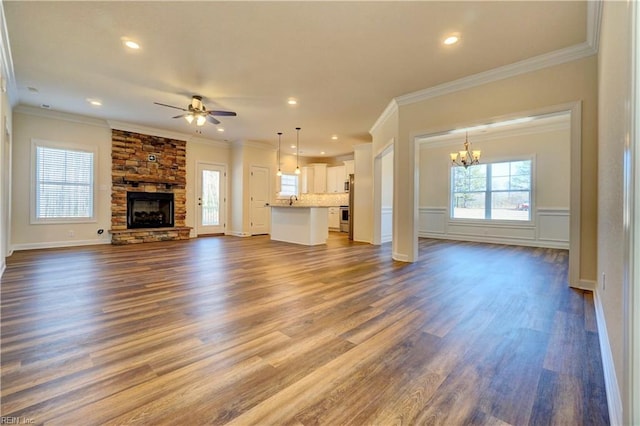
[451,159,532,221]
[279,173,299,197]
[33,140,95,222]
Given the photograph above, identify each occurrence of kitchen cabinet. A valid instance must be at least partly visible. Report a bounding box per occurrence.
[328,207,340,230]
[301,166,312,194]
[326,165,346,193]
[313,164,327,193]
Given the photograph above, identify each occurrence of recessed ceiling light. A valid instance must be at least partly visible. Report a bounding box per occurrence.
[122,39,140,50]
[87,98,102,106]
[320,151,325,155]
[290,144,296,149]
[443,34,460,45]
[287,98,297,105]
[217,128,225,132]
[331,135,338,140]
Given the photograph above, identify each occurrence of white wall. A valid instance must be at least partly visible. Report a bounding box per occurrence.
[597,1,633,424]
[418,122,570,248]
[228,140,276,236]
[353,143,372,243]
[11,108,113,249]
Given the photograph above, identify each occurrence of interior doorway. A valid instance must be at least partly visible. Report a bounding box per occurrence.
[412,104,581,287]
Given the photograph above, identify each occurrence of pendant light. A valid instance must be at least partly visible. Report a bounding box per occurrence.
[295,127,301,175]
[276,132,283,176]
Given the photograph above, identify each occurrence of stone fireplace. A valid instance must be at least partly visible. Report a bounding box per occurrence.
[110,129,191,244]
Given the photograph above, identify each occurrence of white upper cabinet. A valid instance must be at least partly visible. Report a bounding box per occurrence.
[326,165,345,193]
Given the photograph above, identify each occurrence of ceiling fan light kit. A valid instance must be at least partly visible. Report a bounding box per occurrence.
[154,95,237,128]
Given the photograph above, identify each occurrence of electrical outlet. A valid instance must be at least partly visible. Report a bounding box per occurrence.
[601,272,606,291]
[68,230,74,238]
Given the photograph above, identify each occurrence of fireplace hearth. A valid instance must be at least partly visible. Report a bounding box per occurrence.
[127,192,174,229]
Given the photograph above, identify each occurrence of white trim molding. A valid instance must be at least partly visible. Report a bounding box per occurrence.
[418,207,569,250]
[594,291,624,426]
[0,1,17,104]
[11,239,111,251]
[16,105,109,128]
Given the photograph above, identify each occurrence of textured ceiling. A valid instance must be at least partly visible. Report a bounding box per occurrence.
[4,1,587,157]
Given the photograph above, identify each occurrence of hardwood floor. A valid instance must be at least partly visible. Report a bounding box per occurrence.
[1,234,609,425]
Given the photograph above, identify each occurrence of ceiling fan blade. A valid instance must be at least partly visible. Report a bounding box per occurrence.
[172,114,187,119]
[206,115,220,125]
[154,102,188,111]
[208,110,237,117]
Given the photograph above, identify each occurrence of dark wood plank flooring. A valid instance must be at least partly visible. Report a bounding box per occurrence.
[1,235,609,425]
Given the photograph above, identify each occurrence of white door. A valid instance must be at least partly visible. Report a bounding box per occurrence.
[196,162,226,235]
[250,165,270,235]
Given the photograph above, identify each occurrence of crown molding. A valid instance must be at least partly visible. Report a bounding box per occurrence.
[15,104,109,128]
[587,0,603,51]
[0,2,18,106]
[396,42,596,108]
[231,139,276,152]
[187,136,230,149]
[369,98,398,136]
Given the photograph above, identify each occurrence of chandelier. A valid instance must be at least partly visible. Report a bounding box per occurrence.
[450,132,481,168]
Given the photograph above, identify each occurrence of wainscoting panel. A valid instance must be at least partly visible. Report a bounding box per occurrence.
[418,206,569,249]
[536,208,570,245]
[418,207,447,235]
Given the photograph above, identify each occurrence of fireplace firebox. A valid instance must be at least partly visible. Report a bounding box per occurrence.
[127,192,174,229]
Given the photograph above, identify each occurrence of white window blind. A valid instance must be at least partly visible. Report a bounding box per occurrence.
[35,145,94,220]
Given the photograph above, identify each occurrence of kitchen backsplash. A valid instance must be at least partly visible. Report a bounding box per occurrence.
[273,192,348,206]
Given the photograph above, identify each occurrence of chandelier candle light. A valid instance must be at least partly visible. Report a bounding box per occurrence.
[450,132,481,168]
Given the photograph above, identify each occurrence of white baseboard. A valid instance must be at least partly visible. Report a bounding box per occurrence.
[572,278,597,291]
[418,232,570,250]
[226,231,252,237]
[392,252,410,262]
[594,290,623,426]
[11,239,112,251]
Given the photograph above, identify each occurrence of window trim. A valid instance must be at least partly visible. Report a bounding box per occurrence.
[448,155,536,226]
[30,139,98,224]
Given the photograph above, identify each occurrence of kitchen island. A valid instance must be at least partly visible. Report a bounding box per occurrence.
[270,205,328,245]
